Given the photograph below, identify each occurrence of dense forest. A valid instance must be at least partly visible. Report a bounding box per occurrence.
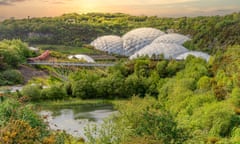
[0,12,240,53]
[1,12,240,143]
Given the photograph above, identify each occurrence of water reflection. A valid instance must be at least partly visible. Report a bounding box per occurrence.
[39,104,116,138]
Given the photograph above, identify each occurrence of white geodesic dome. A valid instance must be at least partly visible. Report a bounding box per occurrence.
[122,27,165,56]
[129,43,189,60]
[176,51,210,61]
[152,33,190,45]
[90,35,123,55]
[68,54,95,63]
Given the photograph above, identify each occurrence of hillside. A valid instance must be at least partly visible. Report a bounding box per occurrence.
[1,12,240,143]
[0,12,240,54]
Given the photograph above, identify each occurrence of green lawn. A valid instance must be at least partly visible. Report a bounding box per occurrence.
[35,44,103,55]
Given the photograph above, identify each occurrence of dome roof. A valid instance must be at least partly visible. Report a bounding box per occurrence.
[68,54,95,63]
[152,33,190,45]
[129,43,189,60]
[122,27,165,56]
[176,51,210,61]
[90,35,123,55]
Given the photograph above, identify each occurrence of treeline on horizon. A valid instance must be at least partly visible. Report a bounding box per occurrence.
[0,12,240,54]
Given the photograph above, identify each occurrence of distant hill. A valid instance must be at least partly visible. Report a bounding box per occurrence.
[0,12,240,54]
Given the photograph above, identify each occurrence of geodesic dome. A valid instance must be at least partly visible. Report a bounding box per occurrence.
[68,54,95,63]
[122,28,165,56]
[90,35,123,55]
[129,43,189,60]
[152,33,190,45]
[176,51,210,61]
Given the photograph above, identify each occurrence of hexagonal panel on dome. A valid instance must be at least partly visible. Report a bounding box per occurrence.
[152,33,190,45]
[122,28,165,56]
[176,51,210,61]
[90,35,123,55]
[129,43,189,60]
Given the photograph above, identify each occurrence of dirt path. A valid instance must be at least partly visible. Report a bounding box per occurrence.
[18,65,48,83]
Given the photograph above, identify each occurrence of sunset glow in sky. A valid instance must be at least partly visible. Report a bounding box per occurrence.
[0,0,240,20]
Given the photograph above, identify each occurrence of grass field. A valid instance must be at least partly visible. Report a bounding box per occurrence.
[33,98,127,108]
[35,44,104,55]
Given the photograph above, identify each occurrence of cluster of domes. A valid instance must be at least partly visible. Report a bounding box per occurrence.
[90,27,210,61]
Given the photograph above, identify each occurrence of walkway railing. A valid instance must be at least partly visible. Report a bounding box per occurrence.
[28,61,115,67]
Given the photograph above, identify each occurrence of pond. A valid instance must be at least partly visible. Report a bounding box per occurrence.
[38,104,116,139]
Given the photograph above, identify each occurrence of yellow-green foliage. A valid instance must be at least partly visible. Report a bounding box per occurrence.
[0,96,74,144]
[85,96,186,144]
[0,120,42,144]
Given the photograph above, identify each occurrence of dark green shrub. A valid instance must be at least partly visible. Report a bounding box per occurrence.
[95,73,125,99]
[2,69,23,85]
[166,60,184,76]
[43,85,67,100]
[22,85,41,101]
[156,60,168,78]
[124,74,148,97]
[72,79,97,99]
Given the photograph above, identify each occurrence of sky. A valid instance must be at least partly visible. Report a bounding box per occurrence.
[0,0,240,20]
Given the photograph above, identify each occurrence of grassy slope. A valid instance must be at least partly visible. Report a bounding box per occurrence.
[36,44,103,55]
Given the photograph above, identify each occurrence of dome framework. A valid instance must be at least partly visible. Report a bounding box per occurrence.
[130,43,189,60]
[90,35,123,55]
[122,28,165,56]
[176,51,210,61]
[152,33,190,45]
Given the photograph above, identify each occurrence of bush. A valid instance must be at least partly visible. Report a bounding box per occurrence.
[1,69,23,85]
[0,98,20,125]
[85,96,187,144]
[72,79,97,99]
[22,85,42,101]
[0,120,43,144]
[41,85,67,100]
[0,39,31,68]
[95,73,125,99]
[124,74,148,97]
[231,87,240,107]
[197,76,212,90]
[156,60,168,78]
[0,97,67,144]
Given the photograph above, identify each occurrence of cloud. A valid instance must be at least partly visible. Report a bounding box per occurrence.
[0,0,26,5]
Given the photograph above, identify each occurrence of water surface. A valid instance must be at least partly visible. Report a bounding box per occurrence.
[39,104,116,138]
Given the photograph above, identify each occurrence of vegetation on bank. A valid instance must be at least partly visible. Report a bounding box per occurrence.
[34,98,116,108]
[84,46,240,143]
[36,44,102,55]
[0,39,33,86]
[17,45,240,143]
[0,94,84,144]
